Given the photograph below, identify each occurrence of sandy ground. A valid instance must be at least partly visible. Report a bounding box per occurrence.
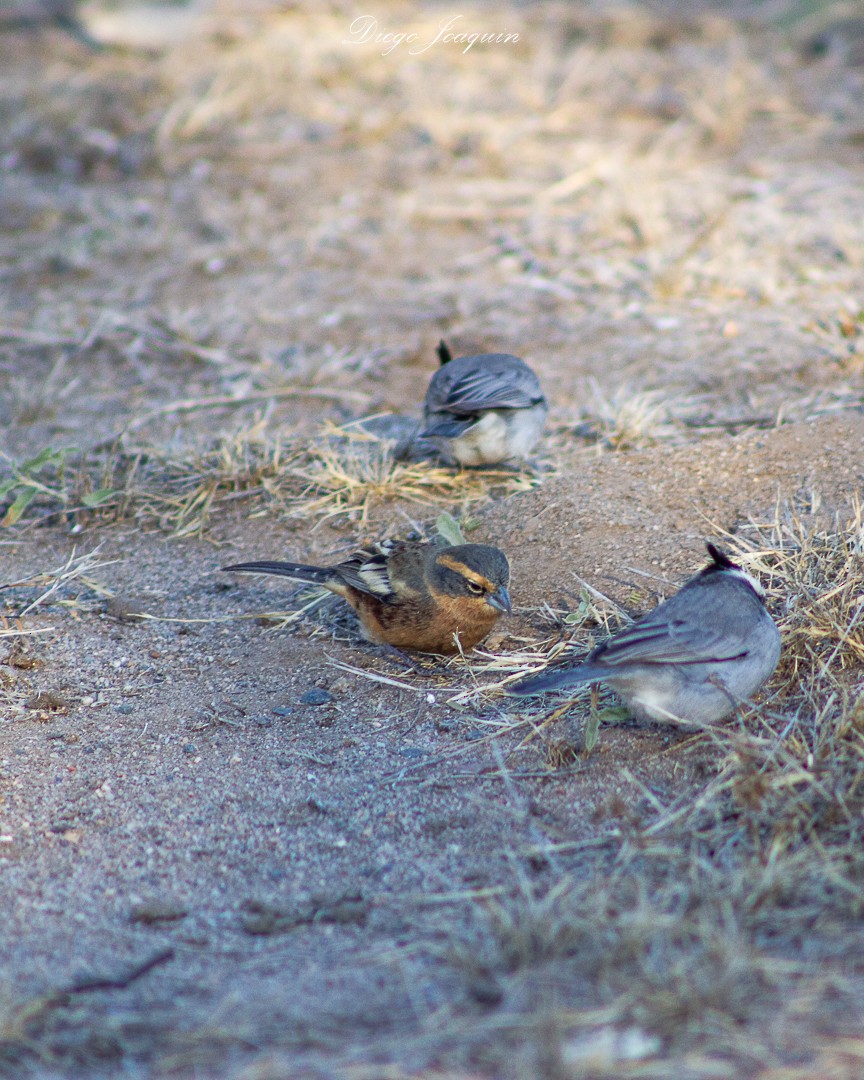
[1,2,864,1078]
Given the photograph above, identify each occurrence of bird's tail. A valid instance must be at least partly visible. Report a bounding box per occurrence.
[221,560,334,585]
[509,663,603,696]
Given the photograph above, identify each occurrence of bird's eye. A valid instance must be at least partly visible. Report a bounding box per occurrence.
[466,581,485,596]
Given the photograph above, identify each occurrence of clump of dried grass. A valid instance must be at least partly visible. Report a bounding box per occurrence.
[118,427,291,537]
[709,501,864,859]
[0,546,114,616]
[0,422,545,537]
[575,381,682,450]
[438,583,628,721]
[0,548,114,720]
[282,422,541,528]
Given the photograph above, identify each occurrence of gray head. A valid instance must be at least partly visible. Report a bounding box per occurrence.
[696,543,767,600]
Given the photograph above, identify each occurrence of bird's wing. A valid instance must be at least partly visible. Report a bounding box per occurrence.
[418,416,475,439]
[597,613,747,667]
[442,368,540,413]
[335,541,428,601]
[335,546,398,598]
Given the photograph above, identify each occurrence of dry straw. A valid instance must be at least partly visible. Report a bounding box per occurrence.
[0,421,545,537]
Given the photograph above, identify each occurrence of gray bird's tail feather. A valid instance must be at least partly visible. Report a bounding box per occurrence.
[510,663,605,696]
[221,561,332,584]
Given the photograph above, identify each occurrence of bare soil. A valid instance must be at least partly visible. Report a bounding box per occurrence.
[1,2,864,1078]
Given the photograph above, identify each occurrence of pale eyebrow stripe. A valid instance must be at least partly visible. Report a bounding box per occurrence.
[437,554,489,587]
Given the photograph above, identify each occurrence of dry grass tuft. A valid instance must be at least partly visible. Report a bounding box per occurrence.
[574,382,683,450]
[0,552,114,721]
[705,502,864,861]
[441,586,627,714]
[280,422,543,528]
[119,428,292,538]
[0,423,545,537]
[0,547,114,616]
[754,502,864,699]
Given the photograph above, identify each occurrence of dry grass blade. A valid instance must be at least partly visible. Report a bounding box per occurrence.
[326,659,432,695]
[0,625,54,638]
[3,547,116,617]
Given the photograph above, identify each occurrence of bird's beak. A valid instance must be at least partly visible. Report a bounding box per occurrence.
[487,586,512,614]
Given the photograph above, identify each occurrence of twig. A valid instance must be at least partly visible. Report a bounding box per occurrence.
[568,571,634,621]
[64,948,175,994]
[326,658,431,694]
[121,386,372,434]
[405,885,509,904]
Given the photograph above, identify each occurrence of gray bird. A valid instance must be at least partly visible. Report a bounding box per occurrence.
[510,544,781,726]
[419,341,547,466]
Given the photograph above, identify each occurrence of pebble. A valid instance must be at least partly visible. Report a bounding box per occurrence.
[130,901,188,925]
[300,689,334,706]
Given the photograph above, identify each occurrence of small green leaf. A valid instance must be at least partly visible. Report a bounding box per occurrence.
[435,511,466,546]
[2,485,38,526]
[563,591,595,626]
[81,488,117,508]
[597,706,631,724]
[0,479,20,499]
[563,603,590,625]
[21,447,66,473]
